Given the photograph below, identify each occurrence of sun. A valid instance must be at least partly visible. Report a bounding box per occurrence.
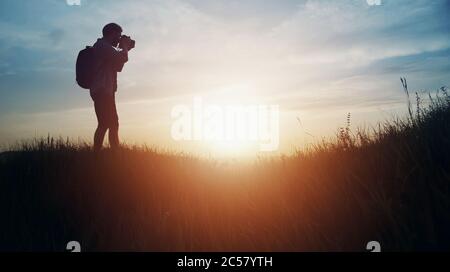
[207,139,257,157]
[170,83,279,157]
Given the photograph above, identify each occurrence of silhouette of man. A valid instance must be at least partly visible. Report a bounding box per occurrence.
[90,23,133,151]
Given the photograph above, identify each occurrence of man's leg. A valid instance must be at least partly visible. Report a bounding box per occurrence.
[94,125,108,151]
[91,90,109,151]
[109,125,119,149]
[108,93,120,149]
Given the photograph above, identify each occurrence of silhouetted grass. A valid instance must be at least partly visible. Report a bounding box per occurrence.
[0,82,449,251]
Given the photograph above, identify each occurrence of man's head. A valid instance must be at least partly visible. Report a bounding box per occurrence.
[102,23,122,46]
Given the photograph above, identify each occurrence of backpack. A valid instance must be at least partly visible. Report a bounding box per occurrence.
[76,46,96,89]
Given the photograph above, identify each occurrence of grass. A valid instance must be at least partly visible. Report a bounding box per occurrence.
[0,81,449,251]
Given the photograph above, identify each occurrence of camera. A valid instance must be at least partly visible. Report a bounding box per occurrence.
[120,35,135,50]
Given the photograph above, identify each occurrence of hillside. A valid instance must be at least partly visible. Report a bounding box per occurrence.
[1,86,449,251]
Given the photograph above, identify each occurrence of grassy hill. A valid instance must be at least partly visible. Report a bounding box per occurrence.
[1,83,449,251]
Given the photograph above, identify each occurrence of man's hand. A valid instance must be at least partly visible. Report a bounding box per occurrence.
[119,36,132,51]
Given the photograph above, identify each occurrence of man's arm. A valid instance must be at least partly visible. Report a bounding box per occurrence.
[113,47,128,72]
[97,42,128,72]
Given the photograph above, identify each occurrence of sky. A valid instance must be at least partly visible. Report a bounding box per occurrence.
[0,0,449,156]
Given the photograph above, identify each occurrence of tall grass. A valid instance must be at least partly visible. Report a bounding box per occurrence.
[0,81,449,251]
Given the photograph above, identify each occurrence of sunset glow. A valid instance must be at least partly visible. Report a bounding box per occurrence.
[0,0,449,156]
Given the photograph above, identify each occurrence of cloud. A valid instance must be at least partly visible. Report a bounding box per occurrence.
[48,28,65,45]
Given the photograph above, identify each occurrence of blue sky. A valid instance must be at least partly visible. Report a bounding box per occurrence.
[0,0,449,154]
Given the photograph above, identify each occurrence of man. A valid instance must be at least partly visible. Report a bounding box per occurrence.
[90,23,134,151]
